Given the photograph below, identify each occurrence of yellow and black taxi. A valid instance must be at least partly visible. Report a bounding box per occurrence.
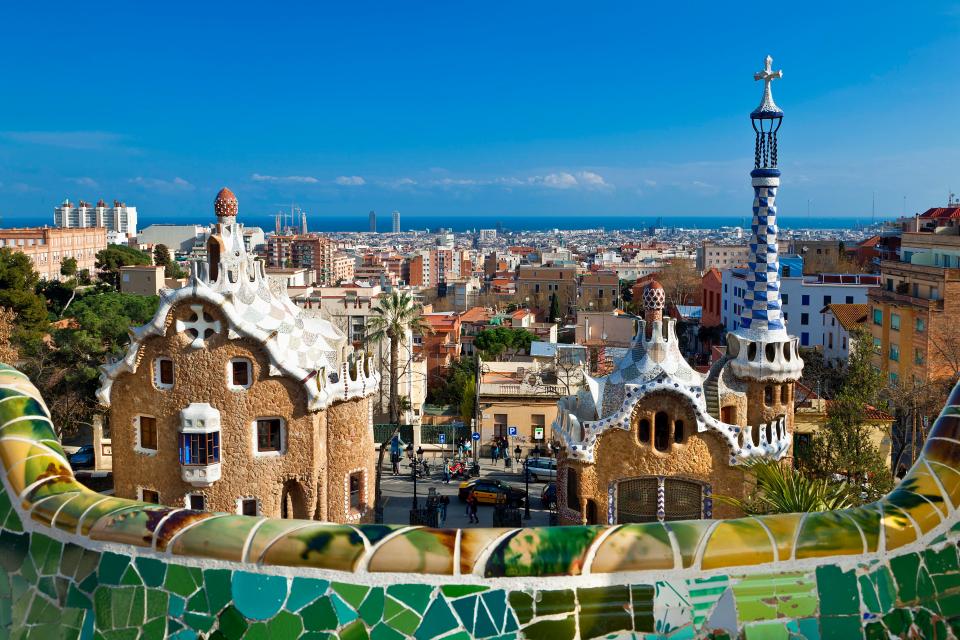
[457,478,526,507]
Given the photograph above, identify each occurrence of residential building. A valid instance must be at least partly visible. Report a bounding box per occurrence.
[700,268,723,328]
[418,312,462,389]
[138,224,209,255]
[785,239,843,275]
[476,360,566,455]
[54,198,138,243]
[579,271,620,311]
[97,188,379,523]
[0,226,106,281]
[119,265,167,296]
[516,265,578,318]
[722,260,879,347]
[332,254,355,284]
[821,303,868,364]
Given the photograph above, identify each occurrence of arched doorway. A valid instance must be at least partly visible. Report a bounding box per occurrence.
[280,479,308,519]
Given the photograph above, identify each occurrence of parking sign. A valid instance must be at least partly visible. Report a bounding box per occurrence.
[507,426,518,437]
[438,433,446,444]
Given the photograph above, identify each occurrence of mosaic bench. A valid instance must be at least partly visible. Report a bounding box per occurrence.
[1,363,958,639]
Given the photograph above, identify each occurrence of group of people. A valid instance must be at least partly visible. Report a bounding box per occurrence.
[488,435,526,466]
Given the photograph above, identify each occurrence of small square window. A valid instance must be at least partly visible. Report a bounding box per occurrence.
[240,498,259,516]
[138,416,158,451]
[873,308,883,325]
[141,489,159,504]
[349,472,362,510]
[801,295,810,306]
[188,494,205,510]
[800,313,809,326]
[916,317,926,332]
[891,313,900,331]
[781,293,789,305]
[155,357,174,388]
[256,418,283,453]
[229,359,252,389]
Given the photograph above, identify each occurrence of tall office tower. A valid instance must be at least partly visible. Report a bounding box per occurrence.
[369,211,377,233]
[392,210,400,234]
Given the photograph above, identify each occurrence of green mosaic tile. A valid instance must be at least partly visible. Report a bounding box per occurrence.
[340,619,371,640]
[302,596,339,632]
[358,587,385,626]
[186,587,209,614]
[0,530,28,573]
[203,568,231,614]
[485,526,600,577]
[387,584,433,613]
[287,577,330,612]
[183,611,215,632]
[508,592,533,625]
[818,615,861,640]
[480,590,506,630]
[632,584,655,632]
[142,617,166,640]
[334,582,370,609]
[442,585,489,598]
[815,566,858,616]
[231,570,287,621]
[666,520,714,568]
[890,552,921,603]
[743,621,789,639]
[451,596,477,633]
[522,616,576,640]
[165,564,203,598]
[917,567,937,611]
[577,585,632,638]
[535,589,575,616]
[414,595,459,640]
[146,589,167,620]
[267,610,304,638]
[119,565,141,587]
[331,591,359,625]
[29,533,62,576]
[216,605,248,640]
[133,557,165,588]
[925,544,959,575]
[474,600,498,638]
[387,606,421,636]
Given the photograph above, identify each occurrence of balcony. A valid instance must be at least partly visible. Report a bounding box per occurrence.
[868,287,944,310]
[478,382,569,397]
[179,403,222,488]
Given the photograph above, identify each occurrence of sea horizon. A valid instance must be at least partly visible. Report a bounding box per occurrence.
[0,211,893,233]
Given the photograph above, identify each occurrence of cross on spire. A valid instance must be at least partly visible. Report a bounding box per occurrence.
[752,55,783,118]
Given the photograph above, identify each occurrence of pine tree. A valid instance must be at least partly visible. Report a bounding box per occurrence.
[549,292,561,323]
[802,326,894,502]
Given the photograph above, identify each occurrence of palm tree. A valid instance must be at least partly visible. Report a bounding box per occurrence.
[365,291,432,519]
[719,460,855,515]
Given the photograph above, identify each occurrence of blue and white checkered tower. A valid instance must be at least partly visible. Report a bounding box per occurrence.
[728,56,803,383]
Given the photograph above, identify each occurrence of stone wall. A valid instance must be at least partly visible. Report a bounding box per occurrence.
[325,397,376,523]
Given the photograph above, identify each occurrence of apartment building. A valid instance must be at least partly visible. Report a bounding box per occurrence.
[516,265,578,317]
[332,254,355,284]
[579,270,620,311]
[417,312,462,389]
[0,226,106,281]
[722,258,879,347]
[55,198,137,242]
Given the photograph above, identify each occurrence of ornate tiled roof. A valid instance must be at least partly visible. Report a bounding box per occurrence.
[97,189,377,411]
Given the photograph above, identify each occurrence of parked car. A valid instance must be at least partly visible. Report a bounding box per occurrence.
[524,457,557,482]
[458,479,526,507]
[68,444,95,470]
[541,482,556,510]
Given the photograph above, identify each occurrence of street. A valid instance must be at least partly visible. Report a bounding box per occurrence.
[375,452,555,528]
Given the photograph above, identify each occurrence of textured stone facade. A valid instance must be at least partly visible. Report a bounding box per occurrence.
[558,391,750,524]
[109,300,372,522]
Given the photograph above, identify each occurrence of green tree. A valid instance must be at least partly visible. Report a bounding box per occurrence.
[153,244,186,279]
[95,245,151,287]
[548,292,560,323]
[0,248,48,341]
[458,373,476,425]
[60,257,78,278]
[473,327,538,361]
[800,326,894,502]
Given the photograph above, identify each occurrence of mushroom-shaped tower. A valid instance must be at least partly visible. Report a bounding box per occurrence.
[214,187,239,223]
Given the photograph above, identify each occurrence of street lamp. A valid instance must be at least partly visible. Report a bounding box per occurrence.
[524,445,541,519]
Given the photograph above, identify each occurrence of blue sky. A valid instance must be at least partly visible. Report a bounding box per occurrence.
[2,2,960,223]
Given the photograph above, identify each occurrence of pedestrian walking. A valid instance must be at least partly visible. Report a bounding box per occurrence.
[492,444,500,465]
[466,492,478,523]
[514,445,522,465]
[439,495,449,526]
[442,461,450,484]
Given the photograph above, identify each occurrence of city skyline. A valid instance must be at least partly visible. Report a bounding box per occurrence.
[2,3,960,221]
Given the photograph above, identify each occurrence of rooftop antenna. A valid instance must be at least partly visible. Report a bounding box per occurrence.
[871,191,875,225]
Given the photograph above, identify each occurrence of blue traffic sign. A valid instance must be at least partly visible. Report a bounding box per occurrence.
[472,432,480,441]
[507,426,518,437]
[438,433,446,444]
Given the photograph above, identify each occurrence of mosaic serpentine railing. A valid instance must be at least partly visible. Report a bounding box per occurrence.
[1,364,959,639]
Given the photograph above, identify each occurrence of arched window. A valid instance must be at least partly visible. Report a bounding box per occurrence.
[207,237,221,282]
[674,419,684,444]
[638,419,651,444]
[780,385,789,404]
[566,468,580,510]
[764,386,773,405]
[720,406,737,424]
[654,412,670,452]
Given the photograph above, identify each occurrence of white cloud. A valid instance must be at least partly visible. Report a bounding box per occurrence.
[335,175,366,186]
[539,172,579,189]
[643,179,658,187]
[129,176,194,191]
[252,173,320,184]
[576,171,613,190]
[69,177,99,188]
